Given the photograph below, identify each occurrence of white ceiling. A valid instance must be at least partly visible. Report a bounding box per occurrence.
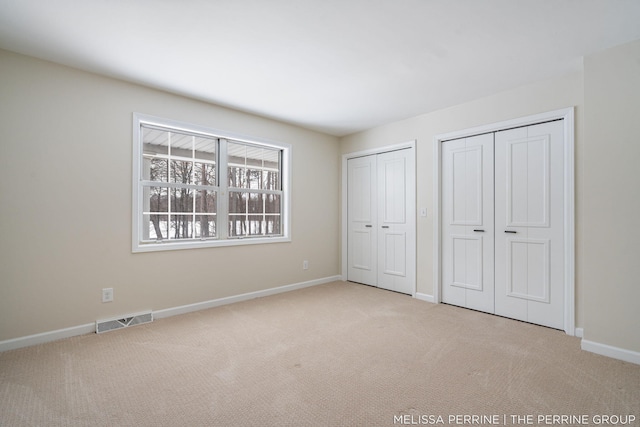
[1,1,640,136]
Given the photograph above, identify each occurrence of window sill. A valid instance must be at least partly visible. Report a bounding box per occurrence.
[132,235,291,253]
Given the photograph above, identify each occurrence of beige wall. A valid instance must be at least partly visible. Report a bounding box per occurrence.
[340,72,585,328]
[0,50,340,341]
[583,39,640,352]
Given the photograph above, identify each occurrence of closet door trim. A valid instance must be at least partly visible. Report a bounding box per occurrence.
[433,108,575,335]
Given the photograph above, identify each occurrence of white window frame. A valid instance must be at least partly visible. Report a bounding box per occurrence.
[132,113,291,252]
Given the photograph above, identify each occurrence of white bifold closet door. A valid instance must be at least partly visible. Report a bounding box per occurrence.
[347,148,415,295]
[442,120,565,329]
[442,133,495,313]
[494,120,564,328]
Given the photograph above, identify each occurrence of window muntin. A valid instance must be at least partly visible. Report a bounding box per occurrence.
[133,114,290,252]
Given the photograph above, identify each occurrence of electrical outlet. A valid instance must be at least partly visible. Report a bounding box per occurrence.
[102,288,114,303]
[303,260,309,270]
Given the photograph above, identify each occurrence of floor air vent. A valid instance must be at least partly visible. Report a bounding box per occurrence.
[96,311,153,334]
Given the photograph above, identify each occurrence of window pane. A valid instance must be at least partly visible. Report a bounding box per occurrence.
[194,162,215,186]
[226,191,281,237]
[228,166,246,188]
[142,158,167,182]
[195,215,216,238]
[228,214,245,237]
[146,187,168,213]
[195,190,216,214]
[170,214,193,239]
[170,160,193,184]
[248,193,262,213]
[227,141,247,165]
[194,136,216,161]
[227,141,281,190]
[171,188,193,213]
[263,170,279,190]
[245,145,263,167]
[247,169,261,189]
[228,191,246,237]
[170,132,192,155]
[263,147,280,166]
[143,127,169,156]
[265,215,281,234]
[248,215,264,235]
[265,194,280,213]
[142,127,169,182]
[228,191,247,214]
[144,214,168,240]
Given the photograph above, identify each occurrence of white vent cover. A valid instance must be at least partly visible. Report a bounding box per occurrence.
[96,311,153,334]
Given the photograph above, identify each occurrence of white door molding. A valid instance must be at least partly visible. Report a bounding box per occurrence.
[433,108,575,335]
[342,140,417,296]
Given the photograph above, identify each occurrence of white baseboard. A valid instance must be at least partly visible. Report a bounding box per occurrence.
[0,323,96,352]
[0,275,341,353]
[574,327,584,338]
[154,275,341,319]
[414,292,435,303]
[581,339,640,365]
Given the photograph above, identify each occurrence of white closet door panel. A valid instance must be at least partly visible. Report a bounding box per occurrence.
[506,135,550,227]
[380,156,406,224]
[451,145,484,225]
[495,120,564,329]
[351,162,374,222]
[442,134,494,313]
[506,238,550,303]
[347,156,377,286]
[451,234,483,290]
[351,229,374,270]
[381,231,407,276]
[377,149,415,295]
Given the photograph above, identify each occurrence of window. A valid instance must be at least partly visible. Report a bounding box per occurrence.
[227,141,282,237]
[132,113,290,252]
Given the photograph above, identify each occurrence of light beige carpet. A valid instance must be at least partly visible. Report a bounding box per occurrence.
[1,281,638,426]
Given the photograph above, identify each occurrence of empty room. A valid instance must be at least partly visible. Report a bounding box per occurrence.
[1,1,639,426]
